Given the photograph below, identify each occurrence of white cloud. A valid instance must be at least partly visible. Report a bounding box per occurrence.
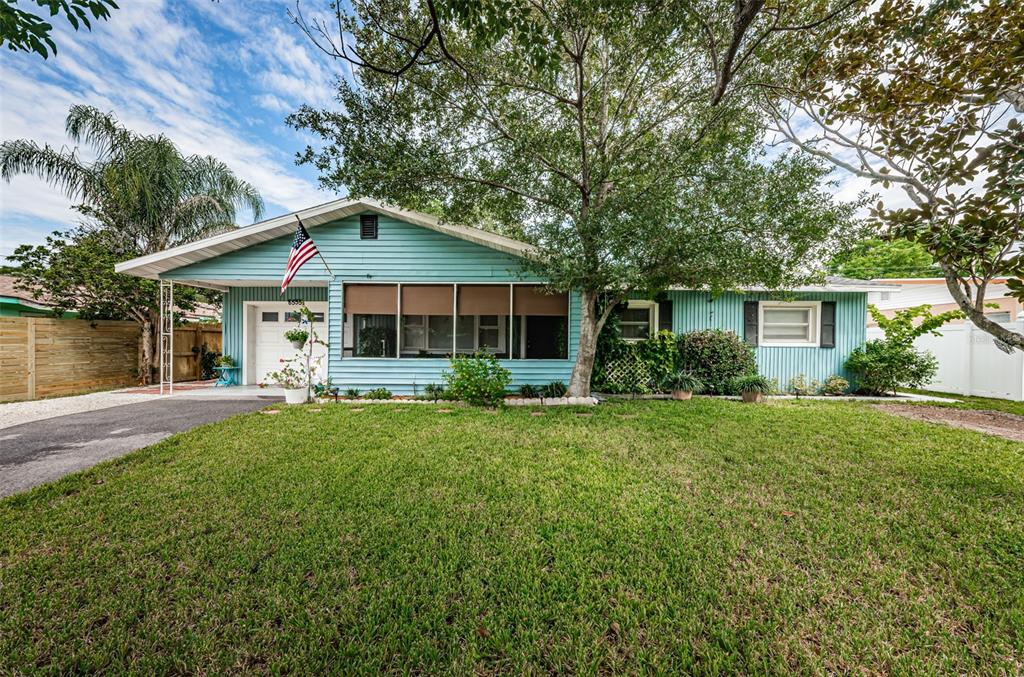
[0,0,338,259]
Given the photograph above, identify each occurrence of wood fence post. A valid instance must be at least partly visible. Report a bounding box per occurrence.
[26,318,36,400]
[194,324,202,380]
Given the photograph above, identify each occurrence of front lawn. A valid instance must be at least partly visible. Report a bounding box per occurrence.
[2,400,1022,673]
[904,388,1024,417]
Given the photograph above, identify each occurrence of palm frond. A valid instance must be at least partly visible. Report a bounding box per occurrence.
[64,105,136,160]
[0,139,99,200]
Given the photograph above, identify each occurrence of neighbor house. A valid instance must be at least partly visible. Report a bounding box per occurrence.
[0,276,77,318]
[115,198,895,393]
[868,278,1020,325]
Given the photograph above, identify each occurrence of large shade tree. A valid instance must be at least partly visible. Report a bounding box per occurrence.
[768,0,1024,349]
[1,105,264,382]
[290,0,863,396]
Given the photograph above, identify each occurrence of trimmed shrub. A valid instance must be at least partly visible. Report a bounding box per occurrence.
[788,374,821,397]
[364,387,393,400]
[845,340,938,396]
[443,353,512,406]
[677,330,757,395]
[822,375,850,396]
[423,383,445,401]
[344,387,360,398]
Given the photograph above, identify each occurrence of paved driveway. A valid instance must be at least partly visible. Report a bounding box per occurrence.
[0,397,277,498]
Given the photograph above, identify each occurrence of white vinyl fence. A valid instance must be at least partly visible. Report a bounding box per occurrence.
[867,319,1024,401]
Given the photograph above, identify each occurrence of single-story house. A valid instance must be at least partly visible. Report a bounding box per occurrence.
[868,278,1019,325]
[0,275,77,318]
[115,198,896,394]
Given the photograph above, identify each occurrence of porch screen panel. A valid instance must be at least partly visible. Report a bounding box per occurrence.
[513,286,568,315]
[401,285,453,315]
[458,285,509,315]
[458,285,512,357]
[345,284,397,314]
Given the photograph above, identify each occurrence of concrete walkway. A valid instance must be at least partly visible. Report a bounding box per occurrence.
[0,386,281,498]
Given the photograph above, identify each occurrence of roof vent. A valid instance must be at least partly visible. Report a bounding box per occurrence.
[360,214,378,240]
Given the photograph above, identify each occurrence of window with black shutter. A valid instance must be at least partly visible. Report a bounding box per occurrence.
[360,214,378,240]
[744,301,759,345]
[820,301,836,348]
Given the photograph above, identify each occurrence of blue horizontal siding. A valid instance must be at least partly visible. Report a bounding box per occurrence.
[164,214,543,283]
[668,290,867,387]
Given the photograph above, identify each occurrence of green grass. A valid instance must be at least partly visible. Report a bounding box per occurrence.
[2,400,1022,674]
[904,388,1024,417]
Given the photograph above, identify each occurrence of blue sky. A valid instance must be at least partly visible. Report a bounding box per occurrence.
[0,0,350,260]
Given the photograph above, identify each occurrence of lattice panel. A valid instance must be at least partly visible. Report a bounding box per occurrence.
[602,351,653,393]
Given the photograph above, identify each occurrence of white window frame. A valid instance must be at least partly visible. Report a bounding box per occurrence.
[620,300,657,343]
[759,301,821,347]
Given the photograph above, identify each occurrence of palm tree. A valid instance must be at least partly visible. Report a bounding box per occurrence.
[0,105,265,383]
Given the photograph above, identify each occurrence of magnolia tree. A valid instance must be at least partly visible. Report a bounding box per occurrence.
[290,0,864,396]
[768,0,1024,350]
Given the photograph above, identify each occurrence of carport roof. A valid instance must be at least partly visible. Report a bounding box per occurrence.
[114,197,537,281]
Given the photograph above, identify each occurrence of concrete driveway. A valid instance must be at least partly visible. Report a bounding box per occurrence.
[0,395,278,498]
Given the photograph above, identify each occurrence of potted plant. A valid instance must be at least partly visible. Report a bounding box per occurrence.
[284,327,309,350]
[732,374,774,403]
[263,363,309,404]
[216,355,236,368]
[662,371,704,400]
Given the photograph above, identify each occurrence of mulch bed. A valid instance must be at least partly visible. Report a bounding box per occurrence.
[874,404,1024,442]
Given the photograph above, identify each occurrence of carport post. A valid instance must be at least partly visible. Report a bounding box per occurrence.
[159,279,174,395]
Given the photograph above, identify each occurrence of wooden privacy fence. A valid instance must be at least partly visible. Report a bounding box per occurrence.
[0,317,140,402]
[172,322,223,382]
[0,318,223,402]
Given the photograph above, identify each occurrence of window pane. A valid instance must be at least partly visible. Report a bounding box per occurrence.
[621,308,650,323]
[401,315,425,350]
[764,308,810,325]
[456,316,474,350]
[479,327,499,349]
[261,312,278,322]
[763,324,811,340]
[620,323,650,340]
[427,315,453,350]
[354,314,396,357]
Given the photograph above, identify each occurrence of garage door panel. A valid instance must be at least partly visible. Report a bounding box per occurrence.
[250,303,327,385]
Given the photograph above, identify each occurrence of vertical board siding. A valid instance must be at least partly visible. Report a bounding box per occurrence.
[221,286,328,365]
[668,290,867,386]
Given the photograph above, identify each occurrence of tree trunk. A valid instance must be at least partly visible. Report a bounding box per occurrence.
[941,265,1024,350]
[140,316,155,385]
[567,290,601,397]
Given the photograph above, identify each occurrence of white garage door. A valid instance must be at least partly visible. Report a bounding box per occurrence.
[251,303,328,385]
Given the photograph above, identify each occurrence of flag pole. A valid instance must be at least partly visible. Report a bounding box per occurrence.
[297,216,336,280]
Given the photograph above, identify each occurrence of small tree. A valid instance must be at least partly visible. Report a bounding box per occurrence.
[1,105,263,382]
[828,238,939,280]
[845,304,962,396]
[770,0,1024,350]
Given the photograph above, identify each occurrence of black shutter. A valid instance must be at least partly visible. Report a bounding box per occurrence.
[360,214,378,240]
[658,300,673,333]
[743,301,759,345]
[820,301,836,348]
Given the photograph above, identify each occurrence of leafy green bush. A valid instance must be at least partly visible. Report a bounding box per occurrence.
[443,353,512,406]
[662,371,704,393]
[731,374,774,394]
[344,387,361,398]
[542,381,568,398]
[822,375,849,396]
[518,384,540,398]
[677,330,757,394]
[364,387,393,400]
[845,340,938,395]
[192,343,221,380]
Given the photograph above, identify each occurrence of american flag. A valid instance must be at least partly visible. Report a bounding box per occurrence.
[281,220,320,293]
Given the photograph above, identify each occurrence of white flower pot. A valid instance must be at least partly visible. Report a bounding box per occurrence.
[290,339,306,350]
[284,387,308,405]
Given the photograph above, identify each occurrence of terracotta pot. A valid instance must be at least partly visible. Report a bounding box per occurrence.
[741,390,763,403]
[671,390,693,401]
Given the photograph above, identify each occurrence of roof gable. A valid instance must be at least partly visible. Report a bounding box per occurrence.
[115,198,535,280]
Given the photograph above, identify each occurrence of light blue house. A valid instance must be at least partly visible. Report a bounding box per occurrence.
[116,198,894,394]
